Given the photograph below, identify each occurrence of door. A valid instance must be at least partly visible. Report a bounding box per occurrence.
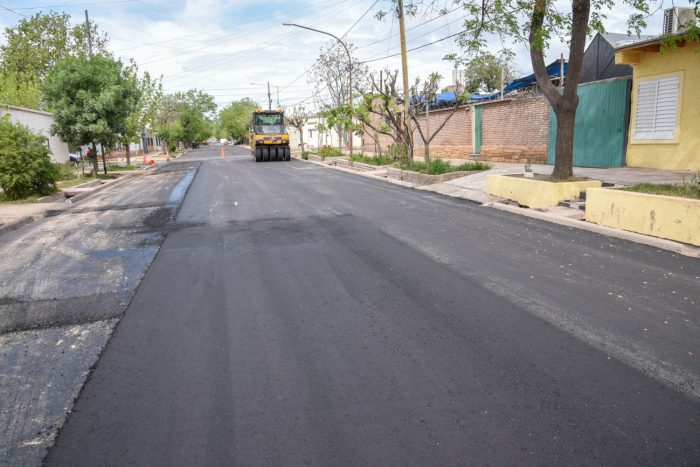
[547,78,630,168]
[474,105,482,155]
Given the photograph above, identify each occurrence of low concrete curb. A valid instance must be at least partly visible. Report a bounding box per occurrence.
[66,171,140,204]
[489,202,700,258]
[0,215,43,237]
[0,172,144,238]
[297,155,700,258]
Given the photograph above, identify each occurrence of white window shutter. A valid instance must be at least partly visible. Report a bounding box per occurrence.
[634,76,679,140]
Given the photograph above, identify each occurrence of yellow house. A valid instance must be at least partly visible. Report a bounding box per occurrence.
[616,37,700,171]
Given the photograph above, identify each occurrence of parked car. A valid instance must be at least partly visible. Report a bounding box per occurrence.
[69,153,82,163]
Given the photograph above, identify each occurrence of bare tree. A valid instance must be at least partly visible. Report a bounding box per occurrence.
[356,70,412,160]
[287,106,309,153]
[309,42,369,152]
[409,72,467,162]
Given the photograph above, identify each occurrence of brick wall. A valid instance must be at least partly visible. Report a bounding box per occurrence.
[362,106,472,159]
[413,106,472,159]
[479,95,550,163]
[362,94,552,163]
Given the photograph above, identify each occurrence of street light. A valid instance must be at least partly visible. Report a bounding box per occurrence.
[250,82,279,110]
[283,22,353,155]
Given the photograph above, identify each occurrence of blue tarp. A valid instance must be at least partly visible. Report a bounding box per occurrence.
[416,60,568,107]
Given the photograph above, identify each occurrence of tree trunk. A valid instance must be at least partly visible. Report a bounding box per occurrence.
[91,143,98,177]
[125,144,131,166]
[101,144,107,175]
[551,99,577,180]
[299,129,304,153]
[528,0,590,180]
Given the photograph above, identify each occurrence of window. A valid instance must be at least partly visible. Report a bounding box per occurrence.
[633,76,680,141]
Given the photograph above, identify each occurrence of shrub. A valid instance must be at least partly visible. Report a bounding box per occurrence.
[170,144,177,152]
[319,145,343,159]
[349,154,392,166]
[0,116,58,200]
[400,159,490,175]
[386,144,408,163]
[301,151,309,160]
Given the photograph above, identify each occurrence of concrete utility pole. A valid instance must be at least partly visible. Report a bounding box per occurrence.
[84,10,93,58]
[283,23,353,155]
[397,0,412,160]
[267,82,272,110]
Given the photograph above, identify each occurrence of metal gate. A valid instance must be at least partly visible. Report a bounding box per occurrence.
[547,77,630,168]
[474,105,482,154]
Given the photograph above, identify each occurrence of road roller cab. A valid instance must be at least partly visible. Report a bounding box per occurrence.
[251,109,291,162]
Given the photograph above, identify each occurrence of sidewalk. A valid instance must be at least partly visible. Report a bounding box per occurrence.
[299,155,700,257]
[418,162,696,206]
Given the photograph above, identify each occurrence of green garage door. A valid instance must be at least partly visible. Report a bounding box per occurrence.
[474,105,482,155]
[548,78,630,168]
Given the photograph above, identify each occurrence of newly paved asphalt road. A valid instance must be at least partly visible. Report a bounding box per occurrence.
[47,145,699,465]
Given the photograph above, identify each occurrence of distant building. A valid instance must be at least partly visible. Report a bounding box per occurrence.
[288,114,362,151]
[0,105,70,163]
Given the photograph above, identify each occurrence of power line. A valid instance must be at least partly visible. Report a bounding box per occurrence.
[16,0,140,10]
[0,4,28,17]
[361,30,463,64]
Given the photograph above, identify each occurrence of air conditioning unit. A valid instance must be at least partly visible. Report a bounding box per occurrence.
[662,7,697,34]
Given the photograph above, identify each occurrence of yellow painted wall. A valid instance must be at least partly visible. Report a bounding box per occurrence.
[617,42,700,170]
[486,175,601,209]
[586,188,700,246]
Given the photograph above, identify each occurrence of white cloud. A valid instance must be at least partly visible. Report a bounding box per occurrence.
[0,0,688,111]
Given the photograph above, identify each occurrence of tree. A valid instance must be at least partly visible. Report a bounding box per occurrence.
[0,72,41,109]
[285,106,309,151]
[120,65,163,165]
[0,11,109,109]
[357,70,412,160]
[309,42,368,151]
[409,72,466,162]
[154,90,216,153]
[0,115,58,200]
[445,0,700,179]
[460,52,516,93]
[219,98,258,142]
[43,55,140,176]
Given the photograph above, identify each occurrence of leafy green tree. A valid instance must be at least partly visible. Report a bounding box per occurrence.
[154,90,216,153]
[0,115,58,200]
[0,72,41,109]
[0,11,109,109]
[382,1,699,179]
[120,64,163,165]
[459,52,515,93]
[43,55,140,175]
[219,98,258,142]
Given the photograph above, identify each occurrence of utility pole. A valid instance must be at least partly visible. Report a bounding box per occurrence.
[397,0,412,160]
[276,86,280,108]
[267,82,272,110]
[84,10,93,57]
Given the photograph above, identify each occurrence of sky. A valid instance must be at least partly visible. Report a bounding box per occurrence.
[0,0,688,113]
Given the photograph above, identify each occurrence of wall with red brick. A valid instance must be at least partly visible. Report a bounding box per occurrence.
[479,95,551,163]
[361,94,552,163]
[362,106,472,159]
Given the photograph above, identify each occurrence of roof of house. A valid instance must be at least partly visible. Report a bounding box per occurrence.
[0,104,53,117]
[615,31,697,51]
[600,32,655,49]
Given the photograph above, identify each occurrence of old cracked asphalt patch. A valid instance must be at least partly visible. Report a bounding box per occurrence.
[0,161,199,465]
